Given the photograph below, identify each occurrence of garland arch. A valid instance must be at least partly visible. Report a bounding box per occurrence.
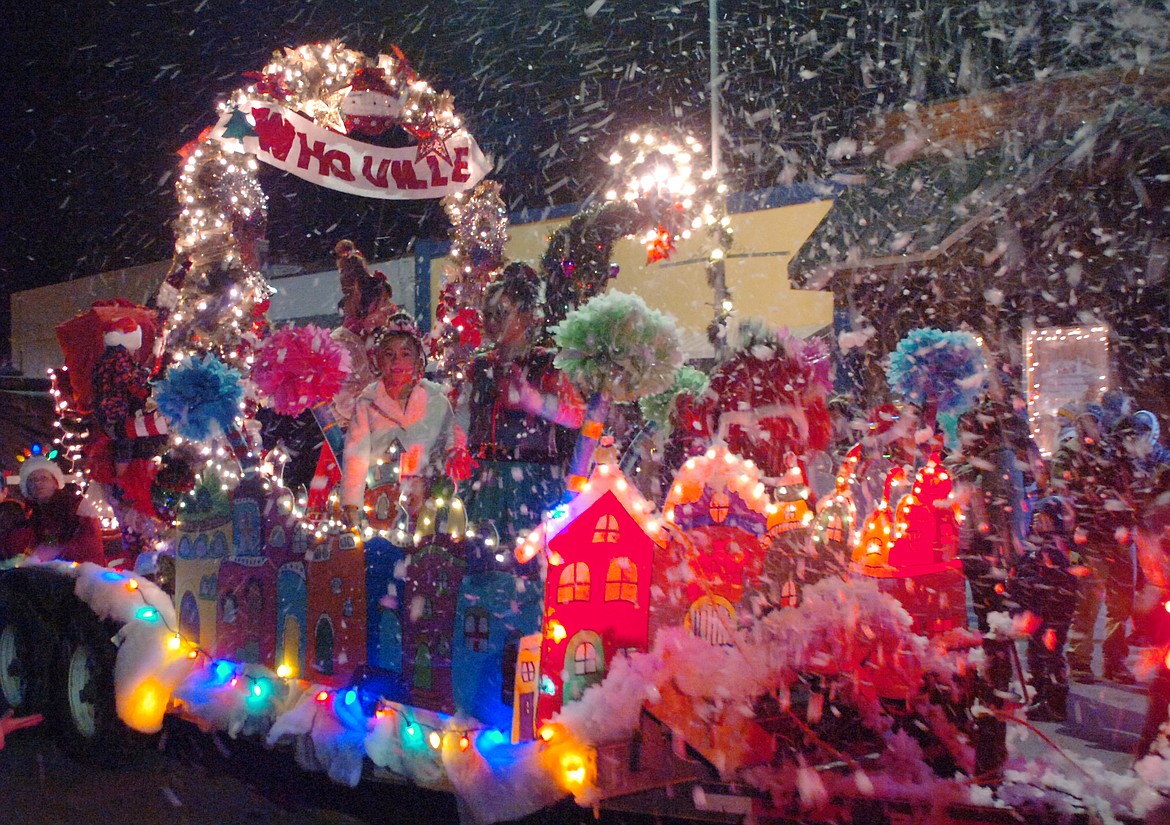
[156,41,489,364]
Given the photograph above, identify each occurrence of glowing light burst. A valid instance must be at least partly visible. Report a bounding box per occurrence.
[605,130,713,261]
[603,129,735,330]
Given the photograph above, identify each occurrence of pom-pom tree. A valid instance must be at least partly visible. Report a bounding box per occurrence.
[251,324,351,418]
[553,290,683,490]
[886,328,987,435]
[154,354,245,443]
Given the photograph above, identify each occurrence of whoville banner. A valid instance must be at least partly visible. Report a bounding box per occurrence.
[211,101,490,199]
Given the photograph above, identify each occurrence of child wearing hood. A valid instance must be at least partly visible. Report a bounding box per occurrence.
[1012,496,1078,722]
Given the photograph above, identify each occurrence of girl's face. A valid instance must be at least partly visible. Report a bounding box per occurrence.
[26,469,59,503]
[376,336,421,392]
[483,291,529,349]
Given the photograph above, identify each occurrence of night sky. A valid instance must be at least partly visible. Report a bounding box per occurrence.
[4,0,1166,364]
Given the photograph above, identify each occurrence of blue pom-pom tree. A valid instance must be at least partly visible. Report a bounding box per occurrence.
[886,328,987,440]
[154,354,245,442]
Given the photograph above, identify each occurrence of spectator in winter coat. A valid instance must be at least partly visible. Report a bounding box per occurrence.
[1012,496,1078,723]
[950,397,1038,632]
[1055,408,1137,684]
[2,457,105,565]
[1131,410,1170,476]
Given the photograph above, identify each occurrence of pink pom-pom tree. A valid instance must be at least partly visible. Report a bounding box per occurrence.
[251,324,352,417]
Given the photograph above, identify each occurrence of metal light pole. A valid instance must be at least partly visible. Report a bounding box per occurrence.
[708,0,730,349]
[709,0,721,178]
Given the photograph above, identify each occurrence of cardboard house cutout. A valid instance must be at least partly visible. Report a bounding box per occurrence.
[517,452,662,725]
[850,454,967,634]
[653,446,773,642]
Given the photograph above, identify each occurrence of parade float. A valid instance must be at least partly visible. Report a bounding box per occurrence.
[2,41,1168,825]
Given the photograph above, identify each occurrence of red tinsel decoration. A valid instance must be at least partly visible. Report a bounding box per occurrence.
[687,329,832,477]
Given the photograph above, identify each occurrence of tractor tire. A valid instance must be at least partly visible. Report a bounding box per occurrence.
[53,607,150,764]
[0,598,55,717]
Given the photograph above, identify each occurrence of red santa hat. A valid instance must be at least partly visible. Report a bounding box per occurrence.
[104,317,143,351]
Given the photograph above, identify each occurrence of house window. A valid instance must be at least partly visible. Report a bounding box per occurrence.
[414,645,432,689]
[709,492,730,524]
[464,608,490,652]
[604,557,638,603]
[314,616,334,676]
[563,631,606,702]
[686,595,735,646]
[557,562,591,603]
[592,514,620,543]
[826,513,843,544]
[574,642,599,675]
[221,594,238,625]
[420,596,434,619]
[436,570,450,597]
[245,580,263,626]
[519,660,537,684]
[780,579,799,609]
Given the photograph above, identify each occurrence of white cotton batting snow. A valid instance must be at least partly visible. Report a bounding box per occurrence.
[67,562,195,733]
[267,691,366,787]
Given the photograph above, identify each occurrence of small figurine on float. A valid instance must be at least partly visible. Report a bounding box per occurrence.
[55,300,166,564]
[93,318,152,473]
[331,239,398,430]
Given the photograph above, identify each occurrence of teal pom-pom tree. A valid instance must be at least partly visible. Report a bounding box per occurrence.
[154,354,245,441]
[886,328,987,436]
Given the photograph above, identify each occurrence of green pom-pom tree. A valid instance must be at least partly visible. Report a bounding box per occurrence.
[552,290,683,490]
[639,365,709,435]
[552,290,682,403]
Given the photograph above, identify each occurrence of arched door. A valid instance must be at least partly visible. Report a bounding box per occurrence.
[314,616,334,676]
[562,631,605,703]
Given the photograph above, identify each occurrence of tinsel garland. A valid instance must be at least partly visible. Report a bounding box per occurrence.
[429,181,508,378]
[692,322,835,474]
[154,354,245,441]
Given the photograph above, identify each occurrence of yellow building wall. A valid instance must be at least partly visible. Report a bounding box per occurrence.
[173,526,231,653]
[429,199,835,357]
